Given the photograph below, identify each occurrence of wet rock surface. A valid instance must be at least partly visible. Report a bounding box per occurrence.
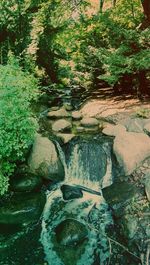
[61,185,83,200]
[0,192,46,225]
[10,174,42,192]
[55,219,88,246]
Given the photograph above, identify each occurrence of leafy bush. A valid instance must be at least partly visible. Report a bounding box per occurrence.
[0,54,38,195]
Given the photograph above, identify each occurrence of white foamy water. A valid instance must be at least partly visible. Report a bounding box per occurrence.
[41,138,113,265]
[56,140,113,191]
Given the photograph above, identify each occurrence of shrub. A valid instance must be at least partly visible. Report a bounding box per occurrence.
[0,54,38,195]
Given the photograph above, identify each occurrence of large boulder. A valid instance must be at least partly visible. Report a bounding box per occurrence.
[28,134,64,181]
[0,192,46,225]
[52,119,72,133]
[47,107,70,119]
[113,131,150,175]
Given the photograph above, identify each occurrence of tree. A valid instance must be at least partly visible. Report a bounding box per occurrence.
[140,0,150,29]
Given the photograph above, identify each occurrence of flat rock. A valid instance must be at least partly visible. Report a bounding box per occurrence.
[81,118,99,127]
[52,119,72,132]
[28,134,64,181]
[113,131,150,175]
[72,111,82,120]
[57,133,75,144]
[102,124,126,136]
[47,107,70,119]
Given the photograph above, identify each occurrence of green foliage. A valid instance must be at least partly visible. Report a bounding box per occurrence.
[0,54,38,195]
[98,27,150,87]
[136,108,150,118]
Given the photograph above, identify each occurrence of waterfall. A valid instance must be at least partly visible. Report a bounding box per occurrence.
[56,137,113,191]
[41,136,113,265]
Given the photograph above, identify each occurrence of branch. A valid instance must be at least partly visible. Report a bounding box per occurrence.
[87,223,141,261]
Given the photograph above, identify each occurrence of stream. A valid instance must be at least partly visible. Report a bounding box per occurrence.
[0,135,116,265]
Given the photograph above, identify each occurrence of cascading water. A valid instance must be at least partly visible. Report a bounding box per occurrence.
[41,136,113,265]
[57,137,113,190]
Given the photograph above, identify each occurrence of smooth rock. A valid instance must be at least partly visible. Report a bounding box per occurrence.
[47,107,70,119]
[57,133,75,144]
[0,192,46,225]
[55,219,88,246]
[102,124,126,137]
[28,134,64,181]
[10,174,42,192]
[81,118,99,127]
[52,119,72,132]
[61,185,83,200]
[72,111,82,120]
[113,131,150,175]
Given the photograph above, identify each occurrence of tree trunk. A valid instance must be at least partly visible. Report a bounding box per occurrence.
[112,0,117,8]
[138,70,147,95]
[99,0,104,13]
[140,0,150,29]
